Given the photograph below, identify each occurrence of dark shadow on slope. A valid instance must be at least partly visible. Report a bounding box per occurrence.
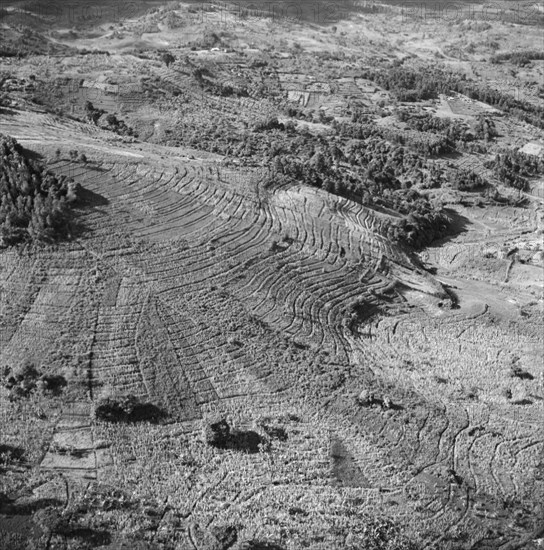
[330,437,371,488]
[228,429,262,453]
[240,542,285,550]
[210,524,239,549]
[76,186,109,207]
[421,208,471,249]
[55,525,112,546]
[17,145,44,162]
[0,498,64,515]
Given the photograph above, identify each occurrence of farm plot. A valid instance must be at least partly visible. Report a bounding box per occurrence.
[1,108,543,549]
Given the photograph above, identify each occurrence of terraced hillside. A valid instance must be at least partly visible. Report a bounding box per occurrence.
[1,103,543,550]
[1,0,544,548]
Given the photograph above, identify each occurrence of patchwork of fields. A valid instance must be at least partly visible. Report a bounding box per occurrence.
[1,1,543,548]
[1,105,542,549]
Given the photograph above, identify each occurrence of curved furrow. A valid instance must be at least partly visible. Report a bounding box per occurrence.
[155,215,273,293]
[157,204,266,286]
[142,219,246,282]
[240,249,307,316]
[85,163,150,198]
[413,406,450,473]
[491,437,522,498]
[469,433,504,499]
[282,264,351,339]
[230,242,304,304]
[143,219,249,284]
[136,203,215,241]
[103,167,163,202]
[319,284,365,347]
[248,250,314,318]
[280,257,354,336]
[274,261,332,339]
[265,258,326,330]
[302,269,360,341]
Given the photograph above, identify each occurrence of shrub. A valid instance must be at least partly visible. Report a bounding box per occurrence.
[161,52,175,67]
[0,444,25,467]
[39,374,67,394]
[204,419,263,452]
[2,363,67,400]
[2,362,40,399]
[261,424,287,441]
[94,395,165,423]
[204,418,231,448]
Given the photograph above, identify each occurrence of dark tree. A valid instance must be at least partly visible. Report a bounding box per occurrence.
[204,418,231,448]
[161,52,176,67]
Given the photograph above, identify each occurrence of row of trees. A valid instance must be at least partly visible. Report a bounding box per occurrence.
[360,64,544,129]
[0,134,79,245]
[335,117,454,157]
[84,102,137,137]
[490,50,544,66]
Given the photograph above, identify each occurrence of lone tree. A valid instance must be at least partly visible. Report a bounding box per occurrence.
[161,52,176,67]
[84,101,104,125]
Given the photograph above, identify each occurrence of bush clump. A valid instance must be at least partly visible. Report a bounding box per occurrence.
[93,395,165,423]
[1,362,67,400]
[0,444,25,467]
[204,418,231,448]
[1,362,40,398]
[204,418,263,453]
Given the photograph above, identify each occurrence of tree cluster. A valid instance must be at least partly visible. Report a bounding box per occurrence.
[0,134,79,245]
[396,109,476,143]
[450,168,487,191]
[85,102,137,137]
[172,112,455,247]
[104,113,137,137]
[490,50,544,66]
[361,64,544,129]
[1,362,67,401]
[486,149,544,191]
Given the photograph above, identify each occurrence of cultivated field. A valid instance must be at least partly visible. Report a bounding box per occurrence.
[0,1,543,549]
